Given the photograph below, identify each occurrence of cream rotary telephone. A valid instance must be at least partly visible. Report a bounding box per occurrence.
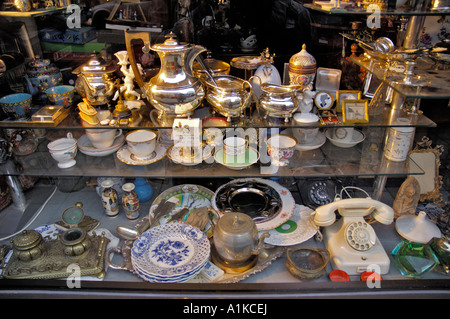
[313,198,394,275]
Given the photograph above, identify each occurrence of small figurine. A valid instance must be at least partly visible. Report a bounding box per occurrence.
[114,50,141,101]
[393,176,421,219]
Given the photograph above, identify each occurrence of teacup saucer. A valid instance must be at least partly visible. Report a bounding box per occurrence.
[167,143,213,166]
[77,134,125,157]
[116,143,167,165]
[215,147,259,170]
[295,131,326,151]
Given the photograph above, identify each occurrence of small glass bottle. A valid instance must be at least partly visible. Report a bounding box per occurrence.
[122,183,140,220]
[101,179,119,217]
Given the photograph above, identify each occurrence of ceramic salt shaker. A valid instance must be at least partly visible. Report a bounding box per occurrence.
[101,179,119,217]
[122,182,140,220]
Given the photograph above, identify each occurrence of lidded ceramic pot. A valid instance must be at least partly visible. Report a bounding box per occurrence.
[11,230,44,262]
[24,57,63,96]
[288,44,316,90]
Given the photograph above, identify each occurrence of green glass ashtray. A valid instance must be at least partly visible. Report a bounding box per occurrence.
[392,240,440,278]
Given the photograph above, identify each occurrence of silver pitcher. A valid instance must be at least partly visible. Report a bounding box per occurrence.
[125,31,206,122]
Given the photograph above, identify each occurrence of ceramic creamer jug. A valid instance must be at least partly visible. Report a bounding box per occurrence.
[125,31,206,121]
[214,212,269,264]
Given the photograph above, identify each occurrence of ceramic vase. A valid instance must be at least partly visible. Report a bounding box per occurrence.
[122,183,140,220]
[134,177,153,202]
[288,44,316,90]
[101,179,119,217]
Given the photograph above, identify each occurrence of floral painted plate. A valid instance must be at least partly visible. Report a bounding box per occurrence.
[131,223,210,282]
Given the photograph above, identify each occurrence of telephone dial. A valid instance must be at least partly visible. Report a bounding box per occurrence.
[312,197,394,275]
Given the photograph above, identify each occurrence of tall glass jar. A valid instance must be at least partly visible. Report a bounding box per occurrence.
[122,183,140,220]
[101,179,119,217]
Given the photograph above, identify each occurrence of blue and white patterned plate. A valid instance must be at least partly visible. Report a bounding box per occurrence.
[131,223,210,282]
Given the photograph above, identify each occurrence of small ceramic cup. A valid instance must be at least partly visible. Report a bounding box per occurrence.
[292,112,320,144]
[47,132,77,168]
[266,134,297,166]
[86,128,122,149]
[45,85,75,107]
[223,136,247,164]
[125,129,158,160]
[332,127,354,144]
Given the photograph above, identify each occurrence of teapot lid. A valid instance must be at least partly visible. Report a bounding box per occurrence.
[28,57,51,68]
[74,53,117,74]
[218,212,255,234]
[152,32,191,52]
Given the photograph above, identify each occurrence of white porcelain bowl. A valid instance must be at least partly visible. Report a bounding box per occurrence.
[325,129,365,148]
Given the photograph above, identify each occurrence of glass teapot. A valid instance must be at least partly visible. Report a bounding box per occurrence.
[125,31,207,122]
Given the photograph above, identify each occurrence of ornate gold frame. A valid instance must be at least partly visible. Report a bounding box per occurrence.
[342,99,369,123]
[408,136,444,205]
[336,90,361,112]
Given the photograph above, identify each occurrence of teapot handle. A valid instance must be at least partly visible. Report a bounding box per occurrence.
[124,30,151,91]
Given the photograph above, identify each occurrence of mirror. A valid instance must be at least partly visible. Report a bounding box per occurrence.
[408,136,444,205]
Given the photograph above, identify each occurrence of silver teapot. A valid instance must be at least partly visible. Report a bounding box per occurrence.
[213,212,269,264]
[73,53,118,105]
[125,31,206,122]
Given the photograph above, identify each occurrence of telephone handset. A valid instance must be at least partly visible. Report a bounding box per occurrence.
[313,198,394,275]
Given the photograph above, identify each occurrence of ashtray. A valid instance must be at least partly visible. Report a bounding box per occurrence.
[286,247,330,279]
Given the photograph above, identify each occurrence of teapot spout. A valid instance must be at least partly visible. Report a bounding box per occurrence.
[251,232,270,256]
[185,45,207,77]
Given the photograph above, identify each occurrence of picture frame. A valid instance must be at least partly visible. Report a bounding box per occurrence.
[314,90,334,110]
[342,99,369,123]
[336,90,361,113]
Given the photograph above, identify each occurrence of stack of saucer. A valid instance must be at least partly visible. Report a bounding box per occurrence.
[131,223,210,283]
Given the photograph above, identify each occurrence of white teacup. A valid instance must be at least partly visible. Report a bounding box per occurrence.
[223,136,247,164]
[266,134,297,166]
[47,132,77,168]
[332,127,354,144]
[293,112,319,144]
[86,128,122,149]
[126,129,158,160]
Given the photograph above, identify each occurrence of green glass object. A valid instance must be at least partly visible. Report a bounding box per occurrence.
[392,240,440,278]
[430,236,450,275]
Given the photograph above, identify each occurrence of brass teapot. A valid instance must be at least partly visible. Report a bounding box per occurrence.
[125,31,207,122]
[73,53,118,105]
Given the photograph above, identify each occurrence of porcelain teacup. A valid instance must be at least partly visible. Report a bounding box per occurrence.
[266,134,297,166]
[223,136,247,164]
[292,112,319,144]
[86,128,122,149]
[125,129,158,160]
[47,132,77,168]
[332,127,354,144]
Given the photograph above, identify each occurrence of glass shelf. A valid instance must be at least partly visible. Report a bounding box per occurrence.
[351,56,450,99]
[305,4,450,16]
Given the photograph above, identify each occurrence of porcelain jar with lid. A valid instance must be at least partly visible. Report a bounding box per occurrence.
[73,53,118,105]
[288,44,316,90]
[11,230,44,262]
[24,57,63,97]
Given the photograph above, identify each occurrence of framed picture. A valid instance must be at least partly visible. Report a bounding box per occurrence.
[314,90,334,110]
[342,99,369,123]
[336,90,361,112]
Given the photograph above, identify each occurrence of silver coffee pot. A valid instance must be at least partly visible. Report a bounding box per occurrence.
[125,31,206,123]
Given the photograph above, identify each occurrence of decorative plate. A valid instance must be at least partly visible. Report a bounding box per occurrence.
[131,223,210,282]
[148,184,217,237]
[116,143,167,165]
[263,204,318,246]
[212,178,295,231]
[77,134,125,157]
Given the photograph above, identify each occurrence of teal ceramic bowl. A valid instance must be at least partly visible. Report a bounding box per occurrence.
[0,93,32,119]
[45,85,75,107]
